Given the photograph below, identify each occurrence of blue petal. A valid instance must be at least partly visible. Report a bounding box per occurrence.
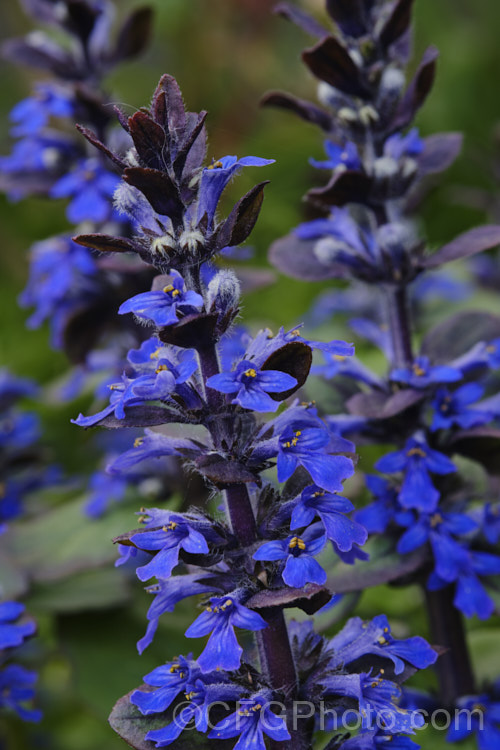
[399,464,439,512]
[197,620,242,672]
[253,540,286,561]
[283,555,327,588]
[235,386,279,412]
[277,451,298,483]
[397,521,430,554]
[300,454,354,493]
[206,372,238,394]
[257,370,297,392]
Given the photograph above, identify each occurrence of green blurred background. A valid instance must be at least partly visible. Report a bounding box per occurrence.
[1,1,499,748]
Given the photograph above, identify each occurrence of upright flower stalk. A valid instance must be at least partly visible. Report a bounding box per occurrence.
[72,72,437,749]
[267,0,500,746]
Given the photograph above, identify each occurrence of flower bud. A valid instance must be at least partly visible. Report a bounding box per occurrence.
[206,270,240,314]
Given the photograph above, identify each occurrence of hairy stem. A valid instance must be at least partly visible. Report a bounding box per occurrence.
[425,586,476,706]
[384,284,413,368]
[196,345,257,544]
[224,483,257,546]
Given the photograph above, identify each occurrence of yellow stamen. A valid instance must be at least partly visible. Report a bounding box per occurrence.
[208,160,224,169]
[133,437,144,448]
[162,522,178,532]
[407,447,426,458]
[156,364,169,373]
[289,536,306,551]
[244,368,257,378]
[430,513,443,528]
[163,284,180,298]
[412,363,426,377]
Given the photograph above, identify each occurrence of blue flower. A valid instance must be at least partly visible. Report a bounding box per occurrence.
[354,476,404,534]
[390,355,462,388]
[483,503,500,545]
[447,693,500,748]
[277,425,354,492]
[9,84,74,137]
[118,271,204,327]
[295,208,371,271]
[1,468,60,527]
[0,133,76,197]
[72,376,144,427]
[412,270,471,304]
[209,693,290,749]
[84,471,128,518]
[320,672,423,735]
[115,544,138,568]
[375,436,456,513]
[137,574,218,653]
[384,128,423,160]
[207,360,297,412]
[0,664,42,722]
[283,324,355,357]
[397,510,477,558]
[312,352,383,388]
[131,656,196,716]
[131,516,210,582]
[327,614,437,675]
[197,155,275,228]
[107,431,201,474]
[19,236,98,346]
[129,351,199,406]
[0,602,36,650]
[0,411,40,450]
[0,371,37,409]
[310,140,361,171]
[430,383,492,430]
[185,595,267,673]
[290,485,367,552]
[427,546,500,619]
[145,678,243,747]
[359,673,424,734]
[485,338,500,368]
[253,524,327,588]
[50,158,119,223]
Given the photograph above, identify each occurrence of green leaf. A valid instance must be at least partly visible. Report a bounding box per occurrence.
[0,550,28,599]
[25,567,130,613]
[2,496,138,582]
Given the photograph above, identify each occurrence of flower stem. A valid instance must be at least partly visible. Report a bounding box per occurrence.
[196,345,257,545]
[224,483,257,546]
[257,608,305,749]
[384,284,413,368]
[424,586,476,706]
